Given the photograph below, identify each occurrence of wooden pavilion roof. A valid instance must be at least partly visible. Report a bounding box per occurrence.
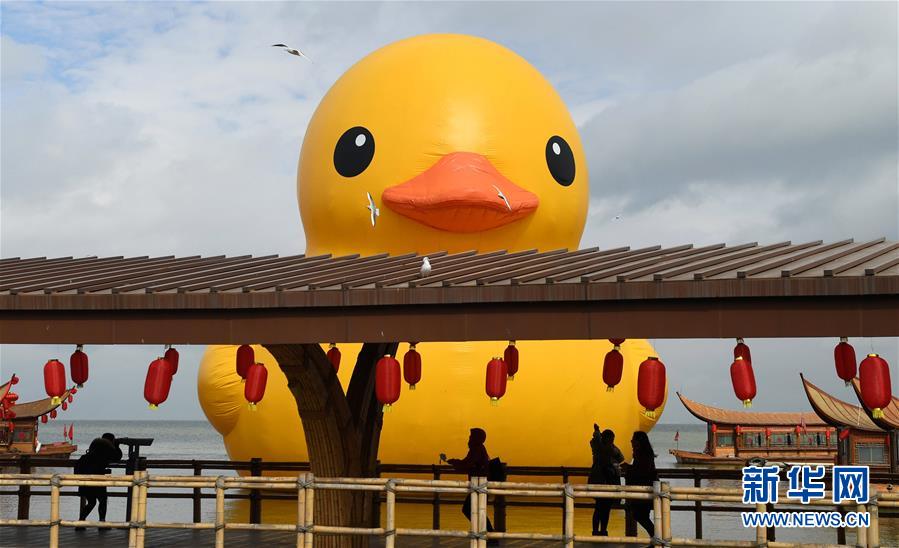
[677,392,827,427]
[799,374,881,432]
[1,239,897,344]
[850,378,899,431]
[2,390,70,420]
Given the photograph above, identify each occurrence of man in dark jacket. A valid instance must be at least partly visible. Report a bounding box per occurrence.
[447,427,494,533]
[74,433,122,530]
[588,425,624,536]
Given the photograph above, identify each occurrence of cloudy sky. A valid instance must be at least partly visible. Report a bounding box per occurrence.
[1,2,897,424]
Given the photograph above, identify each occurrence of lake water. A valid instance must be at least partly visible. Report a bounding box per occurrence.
[1,421,895,545]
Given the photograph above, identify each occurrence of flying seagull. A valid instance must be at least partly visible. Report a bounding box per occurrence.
[272,43,313,62]
[420,257,432,277]
[492,185,512,211]
[366,192,380,227]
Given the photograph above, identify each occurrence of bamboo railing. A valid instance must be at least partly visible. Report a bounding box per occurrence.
[0,471,894,548]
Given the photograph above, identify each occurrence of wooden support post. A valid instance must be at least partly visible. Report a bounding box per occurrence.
[250,457,263,524]
[652,481,662,544]
[192,460,202,523]
[296,473,307,548]
[432,465,441,530]
[856,503,868,548]
[867,495,879,548]
[385,480,396,548]
[215,476,226,548]
[693,470,703,539]
[305,475,315,548]
[560,467,569,533]
[494,461,507,532]
[766,502,776,541]
[128,470,142,548]
[136,467,148,548]
[49,474,60,548]
[661,481,672,544]
[563,484,574,548]
[17,455,31,520]
[469,477,479,548]
[755,503,766,545]
[837,504,847,545]
[478,476,488,548]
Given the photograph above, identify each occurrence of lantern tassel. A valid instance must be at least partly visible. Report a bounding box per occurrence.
[148,404,158,410]
[382,404,391,413]
[409,384,416,390]
[844,381,851,387]
[644,409,656,419]
[873,408,884,419]
[247,403,257,411]
[490,398,500,407]
[507,374,515,381]
[743,400,752,408]
[51,397,60,405]
[606,386,614,392]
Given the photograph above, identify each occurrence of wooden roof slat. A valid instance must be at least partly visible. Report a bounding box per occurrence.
[409,249,545,287]
[374,250,510,288]
[304,253,424,289]
[694,241,823,279]
[327,252,452,289]
[824,242,899,277]
[237,254,361,291]
[0,256,77,275]
[442,248,599,286]
[73,256,227,293]
[343,251,477,289]
[866,255,899,276]
[137,256,286,292]
[534,245,674,284]
[205,255,334,292]
[781,239,886,278]
[648,243,761,281]
[277,254,399,290]
[739,239,854,277]
[7,256,180,293]
[586,244,724,282]
[0,256,130,287]
[475,246,613,285]
[170,255,313,291]
[99,255,247,293]
[653,241,788,281]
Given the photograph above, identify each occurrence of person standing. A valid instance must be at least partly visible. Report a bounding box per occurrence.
[74,434,122,530]
[446,427,494,533]
[588,424,624,536]
[621,430,658,543]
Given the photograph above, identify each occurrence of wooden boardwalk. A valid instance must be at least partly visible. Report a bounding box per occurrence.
[0,528,646,547]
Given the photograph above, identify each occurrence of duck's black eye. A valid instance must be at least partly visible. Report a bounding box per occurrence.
[334,126,375,177]
[545,135,575,186]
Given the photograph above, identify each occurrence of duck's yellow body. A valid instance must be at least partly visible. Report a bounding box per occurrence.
[198,34,665,466]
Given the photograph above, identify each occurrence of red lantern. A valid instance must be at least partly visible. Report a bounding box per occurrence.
[69,345,89,388]
[795,425,802,435]
[10,375,18,385]
[164,346,180,376]
[711,423,718,433]
[41,415,48,424]
[236,344,254,381]
[825,430,831,443]
[839,428,850,441]
[504,341,519,380]
[44,359,67,405]
[61,401,68,411]
[834,337,857,386]
[735,425,743,435]
[50,409,57,419]
[637,356,666,418]
[859,353,892,419]
[485,357,508,404]
[730,356,757,408]
[144,357,174,410]
[734,338,752,363]
[67,394,73,403]
[244,363,268,410]
[70,388,77,394]
[765,427,771,439]
[376,355,401,410]
[403,344,422,389]
[327,343,341,373]
[602,339,625,392]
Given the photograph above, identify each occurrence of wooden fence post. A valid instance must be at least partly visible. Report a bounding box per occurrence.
[560,467,569,534]
[249,457,262,524]
[660,481,671,545]
[128,470,141,548]
[296,473,307,548]
[856,503,868,548]
[563,484,574,548]
[693,469,703,539]
[477,476,488,548]
[215,476,226,548]
[755,502,767,545]
[136,466,148,548]
[385,479,396,548]
[17,455,31,520]
[652,481,662,545]
[192,460,202,523]
[49,474,60,548]
[304,474,315,548]
[867,493,880,548]
[432,465,441,530]
[469,477,479,548]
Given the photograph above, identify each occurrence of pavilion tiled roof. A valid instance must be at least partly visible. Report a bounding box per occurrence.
[800,374,881,432]
[677,392,826,427]
[5,390,71,420]
[1,238,896,298]
[850,378,899,430]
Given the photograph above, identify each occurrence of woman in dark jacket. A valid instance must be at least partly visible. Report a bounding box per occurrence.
[588,424,624,536]
[621,431,658,539]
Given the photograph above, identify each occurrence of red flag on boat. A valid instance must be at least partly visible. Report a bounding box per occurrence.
[800,416,807,433]
[674,430,680,442]
[69,424,74,441]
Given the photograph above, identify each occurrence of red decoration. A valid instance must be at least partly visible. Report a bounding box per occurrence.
[70,388,77,394]
[834,338,857,386]
[637,356,666,418]
[603,339,625,392]
[711,423,718,433]
[839,428,850,441]
[244,363,268,410]
[734,338,752,363]
[164,346,180,376]
[376,355,401,410]
[41,415,48,424]
[795,425,802,435]
[825,430,831,443]
[485,357,508,404]
[859,353,892,419]
[10,375,18,385]
[236,344,254,381]
[61,401,68,411]
[69,345,89,387]
[144,357,174,410]
[735,425,743,435]
[50,409,57,419]
[67,394,73,403]
[403,344,422,389]
[326,343,341,373]
[730,356,757,408]
[765,427,771,439]
[44,359,67,405]
[504,341,519,380]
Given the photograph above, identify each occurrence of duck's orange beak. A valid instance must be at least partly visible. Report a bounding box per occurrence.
[381,152,539,233]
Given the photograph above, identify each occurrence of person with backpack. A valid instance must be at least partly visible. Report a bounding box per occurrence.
[621,430,659,543]
[445,427,495,533]
[588,424,624,536]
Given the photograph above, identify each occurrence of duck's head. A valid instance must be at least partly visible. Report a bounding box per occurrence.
[298,34,588,256]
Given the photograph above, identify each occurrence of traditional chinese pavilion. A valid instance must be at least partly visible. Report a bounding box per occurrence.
[801,374,896,472]
[673,392,836,465]
[0,379,76,458]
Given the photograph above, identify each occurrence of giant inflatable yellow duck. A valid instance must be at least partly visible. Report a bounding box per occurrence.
[199,34,665,467]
